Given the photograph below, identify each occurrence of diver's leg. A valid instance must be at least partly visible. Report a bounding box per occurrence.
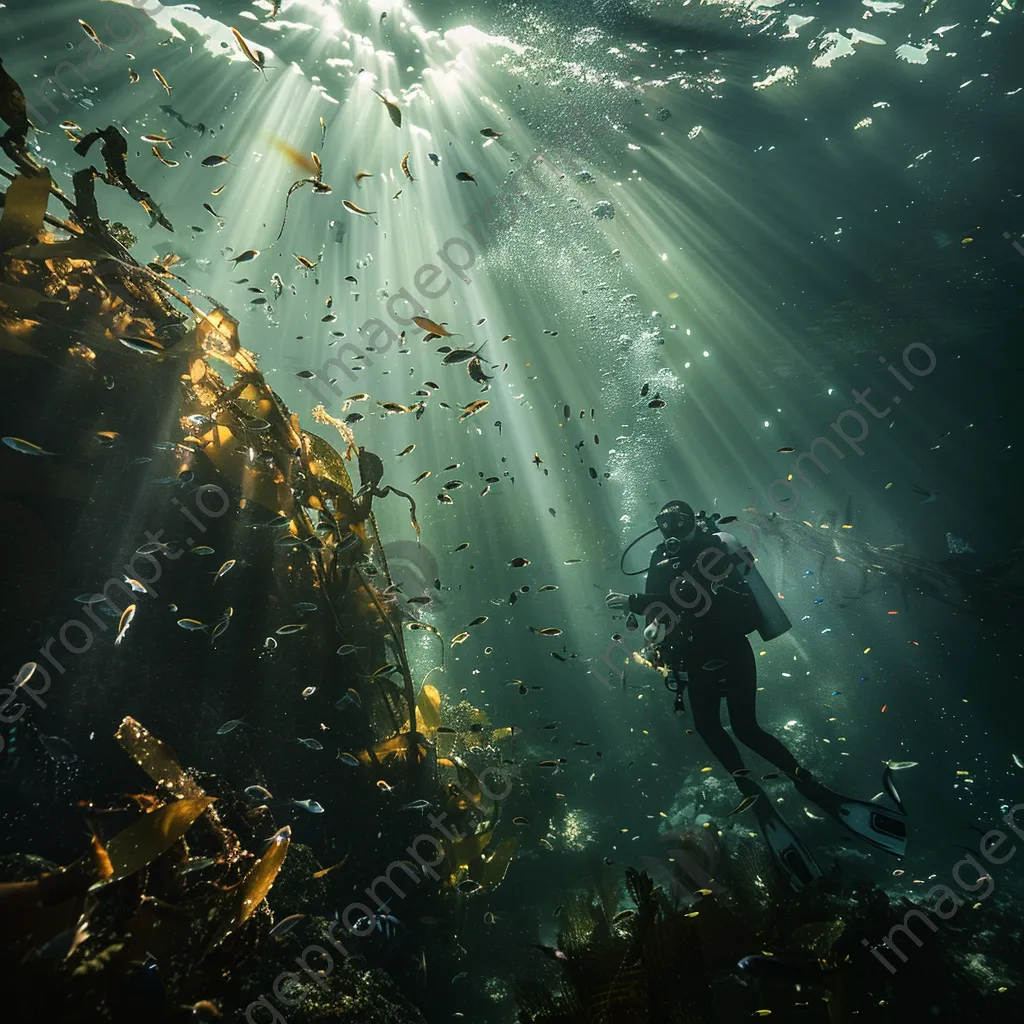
[718,642,905,852]
[722,638,801,775]
[686,667,758,797]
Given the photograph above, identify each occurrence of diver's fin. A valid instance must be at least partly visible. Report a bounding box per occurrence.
[792,770,907,857]
[754,803,822,892]
[833,797,907,857]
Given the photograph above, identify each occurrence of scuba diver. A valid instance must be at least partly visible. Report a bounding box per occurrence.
[606,501,907,890]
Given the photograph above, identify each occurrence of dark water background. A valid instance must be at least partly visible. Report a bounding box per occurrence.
[1,0,1022,1019]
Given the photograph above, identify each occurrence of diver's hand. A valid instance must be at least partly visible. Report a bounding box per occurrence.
[605,592,630,612]
[644,621,668,643]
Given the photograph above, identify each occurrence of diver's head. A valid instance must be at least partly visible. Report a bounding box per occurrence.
[656,501,696,555]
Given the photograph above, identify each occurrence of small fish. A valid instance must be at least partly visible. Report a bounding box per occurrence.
[202,154,233,168]
[539,585,558,592]
[334,688,362,710]
[245,785,274,803]
[450,631,470,647]
[412,315,454,337]
[1013,754,1024,770]
[455,171,478,185]
[128,68,140,84]
[530,627,563,637]
[142,133,173,145]
[115,604,137,645]
[776,446,795,454]
[727,794,760,815]
[181,856,218,875]
[217,717,245,735]
[563,558,583,565]
[153,69,172,96]
[230,27,268,80]
[336,645,364,656]
[151,146,179,167]
[338,752,360,767]
[13,662,38,689]
[397,444,415,457]
[297,737,323,750]
[2,436,55,456]
[401,152,414,181]
[268,914,305,940]
[320,116,327,146]
[400,800,432,812]
[428,153,440,166]
[509,557,530,568]
[354,170,373,184]
[467,615,488,627]
[480,127,503,139]
[760,771,783,780]
[413,471,431,485]
[371,88,402,128]
[276,623,307,635]
[120,336,165,356]
[291,798,324,813]
[533,944,567,962]
[78,19,112,51]
[213,559,236,583]
[443,344,486,365]
[312,856,348,879]
[342,199,377,217]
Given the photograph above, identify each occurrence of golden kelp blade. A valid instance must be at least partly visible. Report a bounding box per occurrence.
[442,828,493,876]
[0,170,51,252]
[204,825,291,952]
[115,716,207,799]
[195,306,240,358]
[453,762,494,816]
[478,836,518,889]
[94,796,216,886]
[365,730,430,764]
[414,683,441,739]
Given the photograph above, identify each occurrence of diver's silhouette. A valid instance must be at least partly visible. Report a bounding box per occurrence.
[609,501,907,889]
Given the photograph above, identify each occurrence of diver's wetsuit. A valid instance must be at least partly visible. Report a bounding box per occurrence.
[628,534,801,789]
[624,528,908,870]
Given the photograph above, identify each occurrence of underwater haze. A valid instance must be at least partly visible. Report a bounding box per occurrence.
[1,1,1023,1021]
